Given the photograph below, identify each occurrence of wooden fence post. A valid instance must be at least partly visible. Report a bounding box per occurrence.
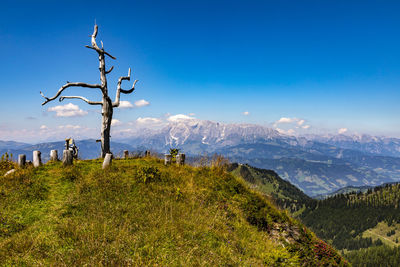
[18,154,26,168]
[33,150,42,167]
[176,153,186,166]
[164,154,172,165]
[62,150,73,166]
[50,150,58,161]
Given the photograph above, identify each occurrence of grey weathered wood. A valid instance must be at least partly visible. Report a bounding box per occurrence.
[40,24,139,158]
[50,150,58,161]
[176,153,186,166]
[62,150,73,166]
[33,150,42,167]
[123,150,129,159]
[145,150,150,157]
[164,154,172,165]
[102,153,113,169]
[18,154,26,168]
[4,169,15,177]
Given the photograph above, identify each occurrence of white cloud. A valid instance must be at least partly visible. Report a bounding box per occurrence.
[134,99,150,107]
[111,119,122,126]
[274,117,310,129]
[277,117,297,124]
[188,113,196,116]
[273,117,312,135]
[167,114,196,122]
[297,119,305,126]
[40,125,48,130]
[136,117,163,125]
[243,111,250,116]
[119,101,134,109]
[58,125,82,130]
[48,103,88,117]
[338,128,348,134]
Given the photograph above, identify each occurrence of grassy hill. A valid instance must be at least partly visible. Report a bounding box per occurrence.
[228,163,314,215]
[0,157,348,266]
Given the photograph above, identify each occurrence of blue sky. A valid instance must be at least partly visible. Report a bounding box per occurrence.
[1,0,399,142]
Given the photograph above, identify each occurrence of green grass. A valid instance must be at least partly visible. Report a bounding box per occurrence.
[362,222,400,247]
[0,158,348,266]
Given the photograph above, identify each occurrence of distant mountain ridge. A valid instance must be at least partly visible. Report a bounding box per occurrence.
[1,119,400,196]
[122,120,288,153]
[122,119,400,157]
[118,119,400,196]
[303,133,400,158]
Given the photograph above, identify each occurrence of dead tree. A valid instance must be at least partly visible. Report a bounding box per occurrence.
[40,24,138,157]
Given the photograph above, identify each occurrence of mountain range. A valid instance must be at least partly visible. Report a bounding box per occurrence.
[119,119,400,196]
[1,119,400,196]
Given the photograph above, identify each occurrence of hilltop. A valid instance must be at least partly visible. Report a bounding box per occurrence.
[0,157,347,266]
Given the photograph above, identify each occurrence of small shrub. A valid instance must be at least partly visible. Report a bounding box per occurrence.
[135,166,161,183]
[174,187,183,201]
[386,229,396,237]
[211,154,229,173]
[169,148,180,161]
[0,152,15,173]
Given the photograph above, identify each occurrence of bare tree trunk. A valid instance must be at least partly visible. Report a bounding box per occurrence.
[102,153,113,169]
[101,96,113,158]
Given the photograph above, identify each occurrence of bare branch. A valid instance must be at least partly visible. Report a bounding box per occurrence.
[85,25,116,60]
[59,96,102,105]
[85,45,97,52]
[91,24,100,51]
[103,50,116,60]
[105,66,114,74]
[85,24,116,60]
[40,82,102,105]
[85,45,116,60]
[120,80,138,94]
[113,68,139,107]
